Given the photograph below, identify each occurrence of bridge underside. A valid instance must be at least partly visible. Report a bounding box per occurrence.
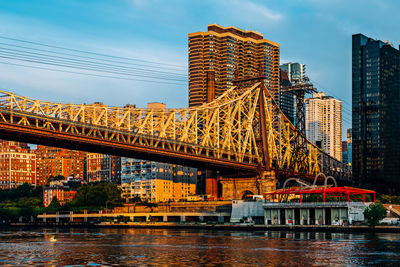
[0,120,259,177]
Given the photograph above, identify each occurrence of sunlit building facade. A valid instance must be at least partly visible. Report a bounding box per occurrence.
[305,92,342,161]
[188,24,280,107]
[0,141,36,189]
[35,146,85,185]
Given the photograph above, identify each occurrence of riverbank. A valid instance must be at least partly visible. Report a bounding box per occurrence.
[4,222,400,233]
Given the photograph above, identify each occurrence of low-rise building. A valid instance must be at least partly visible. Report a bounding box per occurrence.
[263,187,375,225]
[43,185,77,207]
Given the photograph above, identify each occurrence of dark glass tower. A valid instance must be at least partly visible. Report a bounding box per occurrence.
[352,34,400,193]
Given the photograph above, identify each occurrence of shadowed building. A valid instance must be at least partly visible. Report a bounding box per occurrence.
[352,34,400,192]
[188,24,280,107]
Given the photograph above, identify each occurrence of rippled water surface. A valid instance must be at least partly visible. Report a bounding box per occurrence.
[1,228,400,266]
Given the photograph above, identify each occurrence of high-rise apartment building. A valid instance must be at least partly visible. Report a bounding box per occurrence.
[0,141,36,189]
[188,24,280,107]
[35,146,85,185]
[281,62,306,82]
[305,92,342,161]
[352,34,400,192]
[279,62,306,125]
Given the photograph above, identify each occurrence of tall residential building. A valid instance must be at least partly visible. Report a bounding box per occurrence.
[305,92,342,161]
[279,62,306,125]
[280,62,306,82]
[0,141,36,189]
[35,146,85,185]
[352,34,400,192]
[188,24,280,107]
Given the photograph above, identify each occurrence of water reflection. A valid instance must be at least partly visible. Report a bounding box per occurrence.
[0,228,400,266]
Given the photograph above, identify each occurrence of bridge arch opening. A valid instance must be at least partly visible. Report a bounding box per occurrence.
[240,190,255,200]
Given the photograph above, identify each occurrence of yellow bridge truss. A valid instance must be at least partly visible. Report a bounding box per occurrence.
[0,83,348,178]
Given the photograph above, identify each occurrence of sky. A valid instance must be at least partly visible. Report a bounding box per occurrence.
[0,0,399,139]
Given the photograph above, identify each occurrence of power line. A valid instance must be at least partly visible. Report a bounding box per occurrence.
[0,35,188,69]
[0,42,188,75]
[0,51,188,82]
[0,60,187,86]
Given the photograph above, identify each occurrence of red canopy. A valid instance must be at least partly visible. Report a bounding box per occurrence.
[264,186,376,204]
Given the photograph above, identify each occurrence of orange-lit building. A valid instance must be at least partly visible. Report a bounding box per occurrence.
[35,146,85,185]
[188,24,280,107]
[86,153,121,183]
[43,185,77,207]
[0,141,36,189]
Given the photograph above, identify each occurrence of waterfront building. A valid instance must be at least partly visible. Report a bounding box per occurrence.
[0,141,36,189]
[188,24,280,107]
[35,146,85,185]
[264,187,375,226]
[120,158,197,202]
[352,34,400,192]
[43,185,77,207]
[305,92,342,160]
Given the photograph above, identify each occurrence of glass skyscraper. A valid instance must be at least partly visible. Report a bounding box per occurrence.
[352,34,400,193]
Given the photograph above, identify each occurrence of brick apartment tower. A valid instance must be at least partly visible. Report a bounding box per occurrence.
[188,24,280,107]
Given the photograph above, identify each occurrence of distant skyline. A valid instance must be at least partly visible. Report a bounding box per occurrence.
[0,0,399,138]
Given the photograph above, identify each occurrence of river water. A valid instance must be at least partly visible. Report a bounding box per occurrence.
[1,228,400,266]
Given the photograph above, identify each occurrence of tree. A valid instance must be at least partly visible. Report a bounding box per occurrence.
[364,203,387,226]
[48,197,61,209]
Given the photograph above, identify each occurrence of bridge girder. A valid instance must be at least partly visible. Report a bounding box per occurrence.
[0,84,351,180]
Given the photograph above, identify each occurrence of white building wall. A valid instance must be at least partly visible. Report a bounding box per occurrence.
[305,92,342,161]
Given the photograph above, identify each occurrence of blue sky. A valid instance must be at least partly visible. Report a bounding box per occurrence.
[0,0,399,138]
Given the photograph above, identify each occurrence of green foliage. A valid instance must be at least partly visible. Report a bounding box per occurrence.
[0,183,42,202]
[379,194,400,204]
[71,182,122,208]
[364,203,387,226]
[48,197,61,209]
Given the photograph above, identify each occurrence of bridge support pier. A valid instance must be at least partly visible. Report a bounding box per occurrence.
[205,170,218,199]
[220,171,276,200]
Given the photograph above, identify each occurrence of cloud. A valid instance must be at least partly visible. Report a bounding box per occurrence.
[225,0,284,23]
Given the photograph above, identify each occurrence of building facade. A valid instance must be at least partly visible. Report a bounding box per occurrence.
[342,141,348,165]
[86,153,121,183]
[0,141,36,189]
[305,92,342,161]
[43,185,77,207]
[188,24,280,107]
[35,146,85,186]
[352,34,400,192]
[121,158,197,202]
[279,62,306,125]
[347,129,352,169]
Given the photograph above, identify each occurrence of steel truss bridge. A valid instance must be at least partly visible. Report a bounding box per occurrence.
[0,83,351,181]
